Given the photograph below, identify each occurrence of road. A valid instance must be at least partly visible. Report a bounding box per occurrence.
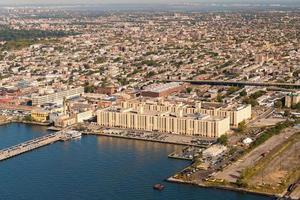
[164,79,300,89]
[213,127,298,183]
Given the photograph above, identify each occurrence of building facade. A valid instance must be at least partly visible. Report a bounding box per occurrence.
[121,100,251,128]
[97,106,230,138]
[285,92,300,108]
[141,82,187,98]
[32,87,84,106]
[31,110,49,122]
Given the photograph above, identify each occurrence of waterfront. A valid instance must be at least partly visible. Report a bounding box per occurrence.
[0,124,272,200]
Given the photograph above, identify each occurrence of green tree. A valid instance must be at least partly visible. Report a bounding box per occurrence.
[217,94,223,102]
[227,86,239,95]
[217,134,228,145]
[243,97,258,107]
[284,110,291,117]
[237,120,247,133]
[24,115,33,121]
[84,82,95,93]
[186,87,193,94]
[240,90,247,97]
[274,100,283,108]
[145,71,156,78]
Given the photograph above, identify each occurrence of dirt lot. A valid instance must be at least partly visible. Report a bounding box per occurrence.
[252,118,285,128]
[214,127,299,183]
[248,133,300,193]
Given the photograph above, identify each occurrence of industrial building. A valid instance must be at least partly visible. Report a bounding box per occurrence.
[31,87,84,106]
[97,104,230,138]
[141,82,187,98]
[285,92,300,108]
[120,100,251,128]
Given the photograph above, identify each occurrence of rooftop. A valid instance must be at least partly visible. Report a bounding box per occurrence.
[143,82,183,93]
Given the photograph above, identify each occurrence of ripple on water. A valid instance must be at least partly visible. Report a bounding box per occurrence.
[0,124,272,200]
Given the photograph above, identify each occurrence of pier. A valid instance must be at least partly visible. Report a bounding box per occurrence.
[0,130,81,161]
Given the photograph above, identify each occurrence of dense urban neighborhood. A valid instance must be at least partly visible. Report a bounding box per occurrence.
[0,4,300,200]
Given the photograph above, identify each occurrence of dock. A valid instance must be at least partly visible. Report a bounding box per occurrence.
[0,130,81,161]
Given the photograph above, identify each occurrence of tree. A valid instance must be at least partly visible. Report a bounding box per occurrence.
[84,82,95,93]
[145,71,156,78]
[227,86,239,95]
[274,100,283,108]
[24,115,33,121]
[217,134,228,145]
[237,120,247,133]
[240,90,247,97]
[284,110,291,117]
[291,102,300,110]
[186,87,193,94]
[217,94,223,102]
[243,97,258,107]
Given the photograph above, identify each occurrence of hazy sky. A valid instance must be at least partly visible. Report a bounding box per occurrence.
[0,0,297,5]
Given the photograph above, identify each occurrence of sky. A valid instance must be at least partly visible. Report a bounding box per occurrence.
[0,0,298,5]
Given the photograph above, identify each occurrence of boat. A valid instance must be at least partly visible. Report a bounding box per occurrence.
[153,184,165,191]
[65,130,82,140]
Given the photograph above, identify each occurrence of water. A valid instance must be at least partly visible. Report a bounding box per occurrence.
[0,123,272,200]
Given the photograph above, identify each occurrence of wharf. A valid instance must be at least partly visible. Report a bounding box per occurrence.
[0,130,80,161]
[83,131,209,147]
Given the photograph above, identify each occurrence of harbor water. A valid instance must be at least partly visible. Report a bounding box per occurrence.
[0,123,272,200]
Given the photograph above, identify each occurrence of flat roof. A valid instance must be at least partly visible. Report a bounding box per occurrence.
[101,107,224,121]
[143,82,182,93]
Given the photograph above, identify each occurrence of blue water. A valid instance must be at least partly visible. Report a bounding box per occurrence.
[0,123,272,200]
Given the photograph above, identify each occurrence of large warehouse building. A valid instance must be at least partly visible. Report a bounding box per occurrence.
[97,104,230,138]
[120,99,251,128]
[141,82,187,98]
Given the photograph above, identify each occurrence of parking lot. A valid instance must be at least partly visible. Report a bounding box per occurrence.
[101,128,216,147]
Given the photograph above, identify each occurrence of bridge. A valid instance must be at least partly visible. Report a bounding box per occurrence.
[164,79,300,89]
[0,131,79,161]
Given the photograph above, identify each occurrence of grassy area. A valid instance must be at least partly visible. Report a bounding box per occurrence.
[246,120,294,153]
[237,133,300,194]
[0,26,77,52]
[0,39,60,51]
[0,26,70,41]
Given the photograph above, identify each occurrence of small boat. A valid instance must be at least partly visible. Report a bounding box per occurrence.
[65,130,82,140]
[153,184,165,191]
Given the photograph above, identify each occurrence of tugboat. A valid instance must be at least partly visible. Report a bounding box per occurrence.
[153,184,165,191]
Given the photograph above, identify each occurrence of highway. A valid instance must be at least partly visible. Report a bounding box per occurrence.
[165,79,300,89]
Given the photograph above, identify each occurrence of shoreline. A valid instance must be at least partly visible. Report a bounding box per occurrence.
[83,132,200,147]
[0,120,50,127]
[166,177,277,199]
[0,121,12,126]
[0,123,273,200]
[0,123,281,199]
